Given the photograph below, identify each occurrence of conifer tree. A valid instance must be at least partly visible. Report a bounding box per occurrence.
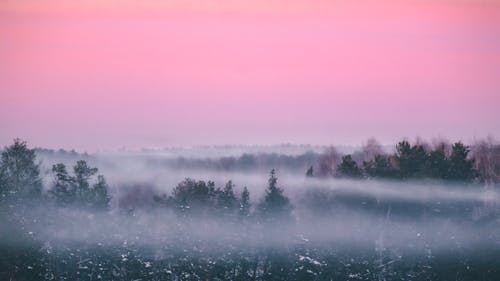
[305,166,314,178]
[50,163,75,206]
[0,139,42,200]
[220,180,237,210]
[92,175,111,209]
[336,155,362,178]
[448,142,476,181]
[258,169,292,221]
[239,186,250,217]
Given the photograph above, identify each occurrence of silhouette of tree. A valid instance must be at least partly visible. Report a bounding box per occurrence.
[218,180,238,213]
[50,161,110,209]
[258,169,292,221]
[72,160,98,207]
[426,144,449,179]
[305,166,314,178]
[50,163,75,206]
[239,187,251,218]
[0,139,42,200]
[395,140,427,178]
[336,155,363,178]
[363,154,397,178]
[172,178,211,214]
[92,175,111,210]
[448,142,476,181]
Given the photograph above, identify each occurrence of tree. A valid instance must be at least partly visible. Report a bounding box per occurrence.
[472,138,500,184]
[218,180,238,212]
[50,163,75,206]
[317,147,340,177]
[239,187,250,217]
[448,142,476,181]
[0,139,42,200]
[73,160,98,205]
[172,178,210,214]
[336,155,362,178]
[305,166,314,178]
[426,144,449,179]
[363,154,397,178]
[395,140,427,178]
[92,175,111,209]
[358,138,384,163]
[50,160,111,209]
[258,169,292,221]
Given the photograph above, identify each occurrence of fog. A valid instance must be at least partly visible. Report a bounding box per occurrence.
[22,149,500,254]
[3,146,499,280]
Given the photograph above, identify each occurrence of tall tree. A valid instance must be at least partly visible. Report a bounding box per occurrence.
[50,163,75,206]
[317,147,340,177]
[0,139,42,200]
[472,138,500,184]
[305,166,314,178]
[395,140,428,178]
[219,180,238,211]
[448,142,476,181]
[336,155,362,178]
[426,144,449,179]
[92,175,111,209]
[258,169,292,221]
[363,154,397,178]
[239,186,250,218]
[172,178,210,214]
[50,160,111,209]
[73,160,98,204]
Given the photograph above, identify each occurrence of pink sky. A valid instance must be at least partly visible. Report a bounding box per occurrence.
[1,0,499,151]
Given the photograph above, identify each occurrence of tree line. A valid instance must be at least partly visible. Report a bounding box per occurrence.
[0,139,294,221]
[1,138,500,281]
[310,139,499,183]
[0,139,111,210]
[1,138,498,214]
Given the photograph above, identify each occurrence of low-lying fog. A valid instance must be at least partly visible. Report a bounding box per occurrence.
[18,148,500,257]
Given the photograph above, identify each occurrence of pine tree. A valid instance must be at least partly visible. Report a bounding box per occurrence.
[395,140,428,178]
[448,142,476,181]
[73,160,98,206]
[219,180,238,211]
[258,169,292,221]
[172,178,210,214]
[50,163,75,206]
[239,187,250,217]
[92,175,111,210]
[336,155,362,178]
[426,144,449,179]
[0,139,42,200]
[363,154,397,178]
[305,166,314,178]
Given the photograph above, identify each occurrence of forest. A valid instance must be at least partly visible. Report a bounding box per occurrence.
[1,138,500,280]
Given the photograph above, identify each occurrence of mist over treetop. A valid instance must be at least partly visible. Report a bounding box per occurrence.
[1,138,500,280]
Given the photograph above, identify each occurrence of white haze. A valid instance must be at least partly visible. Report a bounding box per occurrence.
[23,149,500,257]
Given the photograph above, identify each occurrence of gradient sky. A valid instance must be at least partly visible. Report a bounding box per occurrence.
[1,0,499,151]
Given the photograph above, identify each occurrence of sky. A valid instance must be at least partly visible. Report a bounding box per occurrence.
[1,0,499,151]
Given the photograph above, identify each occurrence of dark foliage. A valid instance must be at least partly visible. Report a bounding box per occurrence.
[312,139,481,182]
[336,155,363,178]
[0,139,42,201]
[1,139,500,281]
[49,161,110,210]
[258,169,293,222]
